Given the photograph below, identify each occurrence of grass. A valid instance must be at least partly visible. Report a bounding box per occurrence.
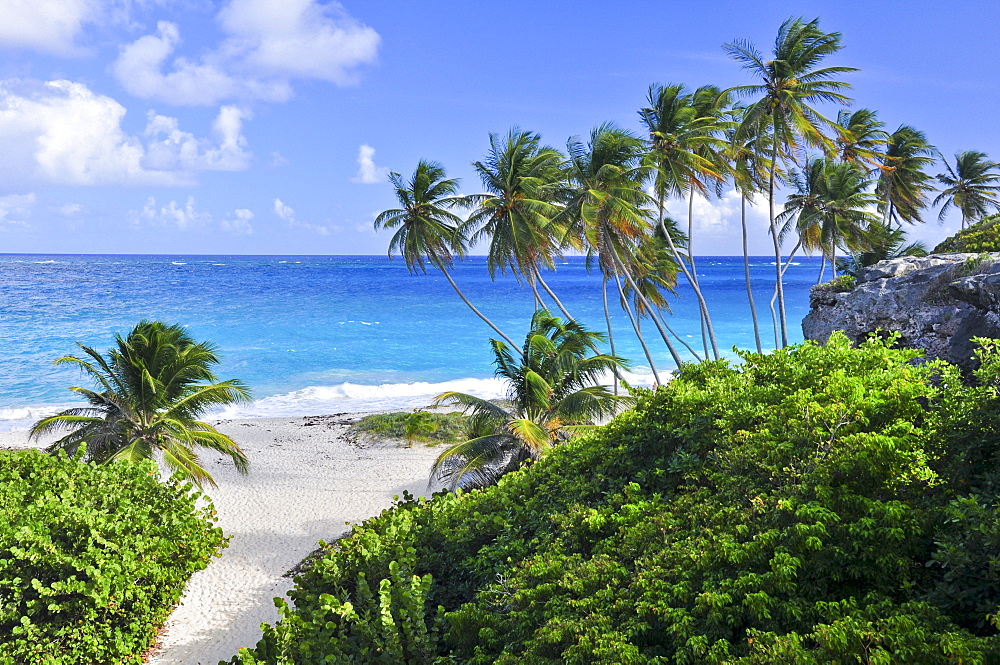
[349,410,471,446]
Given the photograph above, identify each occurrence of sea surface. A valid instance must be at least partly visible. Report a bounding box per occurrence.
[0,254,823,430]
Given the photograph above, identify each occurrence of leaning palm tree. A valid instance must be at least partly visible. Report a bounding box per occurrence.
[430,310,631,490]
[724,16,856,347]
[31,320,250,487]
[876,125,937,227]
[779,158,879,282]
[466,129,571,317]
[836,221,927,278]
[934,151,1000,230]
[375,160,521,352]
[833,108,887,169]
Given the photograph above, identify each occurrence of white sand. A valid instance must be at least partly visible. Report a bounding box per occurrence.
[0,413,445,665]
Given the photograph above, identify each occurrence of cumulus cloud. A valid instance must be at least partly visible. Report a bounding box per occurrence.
[273,197,331,234]
[0,79,252,188]
[0,193,36,227]
[128,195,211,230]
[113,0,379,106]
[351,144,388,184]
[222,208,254,234]
[0,0,96,55]
[143,105,252,172]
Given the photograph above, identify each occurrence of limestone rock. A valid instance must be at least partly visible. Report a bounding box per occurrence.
[802,253,1000,371]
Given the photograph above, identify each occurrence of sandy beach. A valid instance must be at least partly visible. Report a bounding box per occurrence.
[0,413,445,665]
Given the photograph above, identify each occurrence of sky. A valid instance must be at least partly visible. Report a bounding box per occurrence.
[0,0,998,256]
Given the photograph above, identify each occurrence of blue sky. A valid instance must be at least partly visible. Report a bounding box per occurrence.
[0,0,997,256]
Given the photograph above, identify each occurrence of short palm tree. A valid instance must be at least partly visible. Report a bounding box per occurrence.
[836,221,927,278]
[430,310,632,490]
[934,150,1000,229]
[31,320,250,487]
[876,125,937,226]
[834,108,887,168]
[724,16,856,346]
[779,158,879,281]
[376,160,521,352]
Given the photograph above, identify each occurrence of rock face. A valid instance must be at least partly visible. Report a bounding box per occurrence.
[802,253,1000,371]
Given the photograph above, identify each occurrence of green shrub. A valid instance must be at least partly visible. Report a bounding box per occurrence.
[350,411,471,445]
[0,449,226,664]
[230,334,1000,663]
[934,213,1000,253]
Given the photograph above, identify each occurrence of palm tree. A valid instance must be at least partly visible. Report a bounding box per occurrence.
[876,125,937,227]
[430,310,631,489]
[724,16,856,346]
[836,221,927,278]
[934,151,1000,229]
[779,158,879,281]
[833,108,887,168]
[375,160,521,353]
[31,320,250,487]
[559,123,677,379]
[639,82,727,359]
[466,129,571,317]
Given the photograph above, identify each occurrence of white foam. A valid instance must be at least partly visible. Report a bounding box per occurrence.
[0,404,75,432]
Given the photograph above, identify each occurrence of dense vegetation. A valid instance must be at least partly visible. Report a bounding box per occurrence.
[350,411,472,445]
[0,449,226,664]
[934,214,1000,253]
[227,334,1000,663]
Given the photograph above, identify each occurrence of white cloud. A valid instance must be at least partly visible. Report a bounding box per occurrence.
[129,195,211,230]
[273,197,331,234]
[351,144,388,184]
[0,193,35,227]
[269,151,290,168]
[0,0,96,55]
[659,188,779,256]
[0,79,253,188]
[113,1,379,106]
[143,105,252,171]
[59,202,84,216]
[222,208,254,234]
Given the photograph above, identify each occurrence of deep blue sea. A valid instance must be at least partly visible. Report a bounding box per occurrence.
[0,254,822,430]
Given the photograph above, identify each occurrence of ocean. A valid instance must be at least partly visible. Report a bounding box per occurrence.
[0,254,822,430]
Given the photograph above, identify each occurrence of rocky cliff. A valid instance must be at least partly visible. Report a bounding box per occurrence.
[802,253,1000,371]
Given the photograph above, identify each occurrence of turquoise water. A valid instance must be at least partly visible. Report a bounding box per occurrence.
[0,254,821,429]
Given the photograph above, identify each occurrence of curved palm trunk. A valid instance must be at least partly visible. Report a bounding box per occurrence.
[609,245,684,369]
[612,269,662,385]
[535,269,574,321]
[656,197,721,359]
[688,190,712,359]
[769,124,789,348]
[767,240,802,348]
[741,194,763,353]
[817,256,827,284]
[652,309,703,362]
[439,266,523,358]
[602,276,620,397]
[527,273,544,309]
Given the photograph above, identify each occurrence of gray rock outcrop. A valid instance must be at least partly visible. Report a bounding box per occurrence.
[802,253,1000,371]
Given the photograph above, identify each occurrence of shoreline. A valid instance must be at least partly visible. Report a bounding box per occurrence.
[2,412,446,664]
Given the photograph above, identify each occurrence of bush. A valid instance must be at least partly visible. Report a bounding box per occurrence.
[0,450,226,664]
[229,334,1000,663]
[934,213,1000,253]
[350,411,471,445]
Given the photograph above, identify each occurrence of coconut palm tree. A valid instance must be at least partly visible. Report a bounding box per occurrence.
[375,160,521,352]
[836,221,927,278]
[876,125,937,227]
[834,108,887,169]
[31,320,250,487]
[639,82,728,359]
[724,16,856,346]
[779,158,879,281]
[934,151,1000,230]
[430,310,631,489]
[466,128,571,317]
[558,123,677,380]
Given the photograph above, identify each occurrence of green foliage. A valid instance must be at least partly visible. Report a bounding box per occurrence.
[935,214,1000,253]
[0,448,225,664]
[229,334,1000,663]
[820,274,856,292]
[350,411,470,445]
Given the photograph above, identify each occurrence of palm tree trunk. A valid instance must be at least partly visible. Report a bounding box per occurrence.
[656,195,721,359]
[535,269,574,321]
[439,266,523,357]
[687,190,710,358]
[741,193,763,353]
[769,122,789,347]
[528,274,543,309]
[769,239,801,349]
[612,269,661,385]
[602,276,620,397]
[817,255,827,284]
[652,309,703,361]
